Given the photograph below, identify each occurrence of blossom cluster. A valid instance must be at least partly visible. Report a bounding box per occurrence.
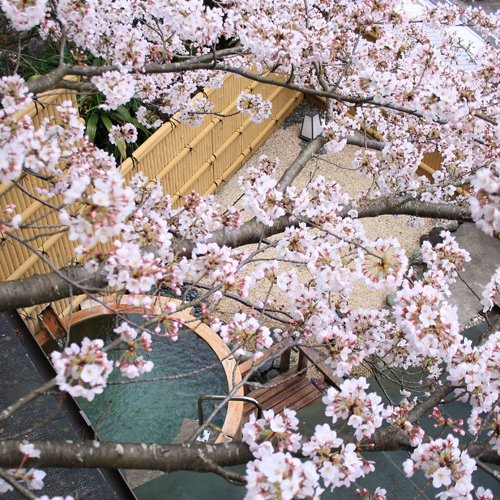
[113,322,154,379]
[242,408,301,453]
[470,169,500,237]
[302,423,374,490]
[236,92,272,124]
[1,0,47,30]
[481,266,500,312]
[239,155,286,226]
[0,89,82,184]
[92,71,137,111]
[51,338,113,401]
[0,75,33,115]
[447,331,500,415]
[136,106,163,129]
[387,401,425,447]
[421,231,471,284]
[105,241,165,295]
[323,378,392,440]
[109,123,138,146]
[403,435,476,500]
[394,282,462,364]
[245,447,322,500]
[220,313,272,359]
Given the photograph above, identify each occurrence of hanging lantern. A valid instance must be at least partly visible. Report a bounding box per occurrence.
[299,111,322,141]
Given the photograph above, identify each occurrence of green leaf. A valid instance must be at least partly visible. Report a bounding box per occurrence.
[101,115,114,132]
[108,110,151,137]
[114,106,134,122]
[86,114,99,144]
[116,140,126,160]
[129,118,151,137]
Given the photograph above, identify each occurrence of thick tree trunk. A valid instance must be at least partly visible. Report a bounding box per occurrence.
[0,197,473,313]
[0,433,498,472]
[0,440,253,472]
[0,265,108,312]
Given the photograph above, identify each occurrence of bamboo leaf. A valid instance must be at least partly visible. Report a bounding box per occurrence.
[101,115,114,132]
[86,114,99,144]
[114,106,134,122]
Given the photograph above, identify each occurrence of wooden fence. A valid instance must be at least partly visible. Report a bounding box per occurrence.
[307,95,443,181]
[0,73,303,334]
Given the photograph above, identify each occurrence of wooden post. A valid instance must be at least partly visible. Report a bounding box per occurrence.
[279,346,291,374]
[297,349,308,373]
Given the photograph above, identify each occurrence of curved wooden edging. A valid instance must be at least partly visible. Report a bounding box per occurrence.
[59,296,243,445]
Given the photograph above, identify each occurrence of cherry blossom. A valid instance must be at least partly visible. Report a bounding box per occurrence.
[220,312,272,358]
[0,468,46,492]
[3,0,500,497]
[323,378,392,440]
[356,487,387,500]
[421,231,471,284]
[51,338,113,401]
[242,408,301,453]
[113,322,154,379]
[476,487,494,500]
[91,71,137,111]
[481,266,500,312]
[135,107,161,130]
[109,123,138,146]
[245,447,322,500]
[19,443,41,459]
[403,435,476,499]
[236,92,273,124]
[0,0,47,31]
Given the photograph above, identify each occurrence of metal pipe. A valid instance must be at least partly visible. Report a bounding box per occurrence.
[198,395,262,427]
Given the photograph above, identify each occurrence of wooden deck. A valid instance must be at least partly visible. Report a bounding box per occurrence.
[242,367,323,423]
[238,339,339,424]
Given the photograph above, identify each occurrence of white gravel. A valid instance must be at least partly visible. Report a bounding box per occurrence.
[213,121,435,319]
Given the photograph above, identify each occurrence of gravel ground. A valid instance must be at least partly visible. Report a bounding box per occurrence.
[212,101,436,377]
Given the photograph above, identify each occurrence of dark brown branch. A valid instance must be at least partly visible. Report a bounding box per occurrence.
[26,61,375,106]
[1,432,499,474]
[0,264,108,311]
[348,197,473,222]
[278,136,328,190]
[0,195,472,312]
[0,440,253,473]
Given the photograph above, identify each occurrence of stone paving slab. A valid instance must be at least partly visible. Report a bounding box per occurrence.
[447,222,500,328]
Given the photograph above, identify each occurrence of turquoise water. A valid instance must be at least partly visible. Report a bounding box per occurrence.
[45,313,228,444]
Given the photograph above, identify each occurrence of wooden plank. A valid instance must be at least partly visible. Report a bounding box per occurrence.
[297,346,342,389]
[238,339,294,378]
[243,380,321,422]
[289,392,321,412]
[270,382,317,415]
[288,385,322,410]
[243,378,310,417]
[34,328,52,346]
[243,377,310,417]
[245,367,300,400]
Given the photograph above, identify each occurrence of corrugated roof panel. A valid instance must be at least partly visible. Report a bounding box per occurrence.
[394,0,485,69]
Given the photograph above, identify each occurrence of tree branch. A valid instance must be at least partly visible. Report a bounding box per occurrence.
[0,195,472,313]
[0,440,253,473]
[1,432,499,475]
[348,197,473,222]
[0,265,108,311]
[0,469,36,500]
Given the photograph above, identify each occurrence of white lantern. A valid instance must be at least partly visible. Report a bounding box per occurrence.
[299,111,323,141]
